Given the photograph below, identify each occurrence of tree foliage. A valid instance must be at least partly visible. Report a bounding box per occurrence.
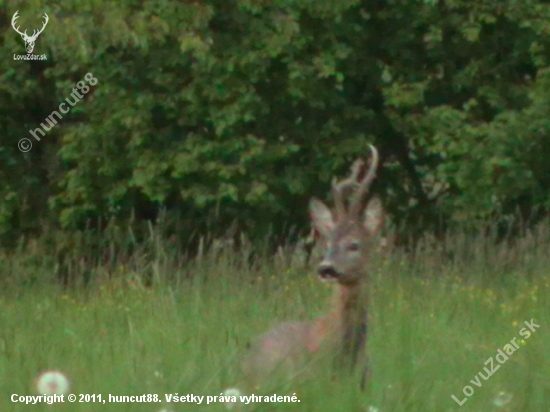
[0,0,549,246]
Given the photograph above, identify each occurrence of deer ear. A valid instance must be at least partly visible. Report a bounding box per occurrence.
[309,198,334,238]
[363,196,384,236]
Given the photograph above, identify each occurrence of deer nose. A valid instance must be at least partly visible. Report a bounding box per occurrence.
[318,264,339,279]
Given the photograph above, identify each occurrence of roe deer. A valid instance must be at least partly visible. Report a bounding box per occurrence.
[244,145,383,390]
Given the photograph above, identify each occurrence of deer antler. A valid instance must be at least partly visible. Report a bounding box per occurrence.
[349,144,379,217]
[332,158,364,221]
[11,11,49,54]
[11,11,25,37]
[330,145,379,221]
[31,13,49,40]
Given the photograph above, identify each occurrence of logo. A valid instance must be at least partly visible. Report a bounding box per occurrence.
[12,10,48,60]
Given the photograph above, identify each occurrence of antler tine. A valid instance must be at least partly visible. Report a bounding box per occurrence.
[349,144,379,217]
[11,11,25,36]
[39,13,49,33]
[31,13,49,39]
[332,158,364,220]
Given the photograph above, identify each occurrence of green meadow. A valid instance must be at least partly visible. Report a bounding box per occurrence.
[0,226,548,412]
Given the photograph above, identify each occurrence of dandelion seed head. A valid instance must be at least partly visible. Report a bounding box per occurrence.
[222,387,242,410]
[493,391,513,407]
[223,387,241,397]
[34,370,70,395]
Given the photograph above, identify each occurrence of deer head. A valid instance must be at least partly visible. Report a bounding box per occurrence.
[309,145,384,285]
[12,11,49,54]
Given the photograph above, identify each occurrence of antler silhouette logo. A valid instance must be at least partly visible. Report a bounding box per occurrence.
[11,10,49,54]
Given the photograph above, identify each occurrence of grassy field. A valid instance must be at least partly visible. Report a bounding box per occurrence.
[0,227,548,412]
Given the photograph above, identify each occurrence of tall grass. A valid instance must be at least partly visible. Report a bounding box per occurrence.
[0,222,548,411]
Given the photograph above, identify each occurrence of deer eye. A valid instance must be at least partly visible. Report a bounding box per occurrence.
[347,242,360,252]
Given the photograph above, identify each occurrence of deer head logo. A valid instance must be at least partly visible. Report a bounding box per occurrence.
[11,10,49,54]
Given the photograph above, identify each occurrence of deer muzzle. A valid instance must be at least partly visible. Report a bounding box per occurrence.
[317,264,341,281]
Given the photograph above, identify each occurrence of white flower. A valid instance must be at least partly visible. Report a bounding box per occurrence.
[222,387,242,410]
[34,370,70,395]
[493,391,513,407]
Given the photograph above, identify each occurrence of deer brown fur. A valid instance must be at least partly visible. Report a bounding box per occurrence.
[244,145,384,389]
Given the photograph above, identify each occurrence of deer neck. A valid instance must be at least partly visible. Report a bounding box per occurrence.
[332,276,368,370]
[309,273,368,356]
[333,278,367,332]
